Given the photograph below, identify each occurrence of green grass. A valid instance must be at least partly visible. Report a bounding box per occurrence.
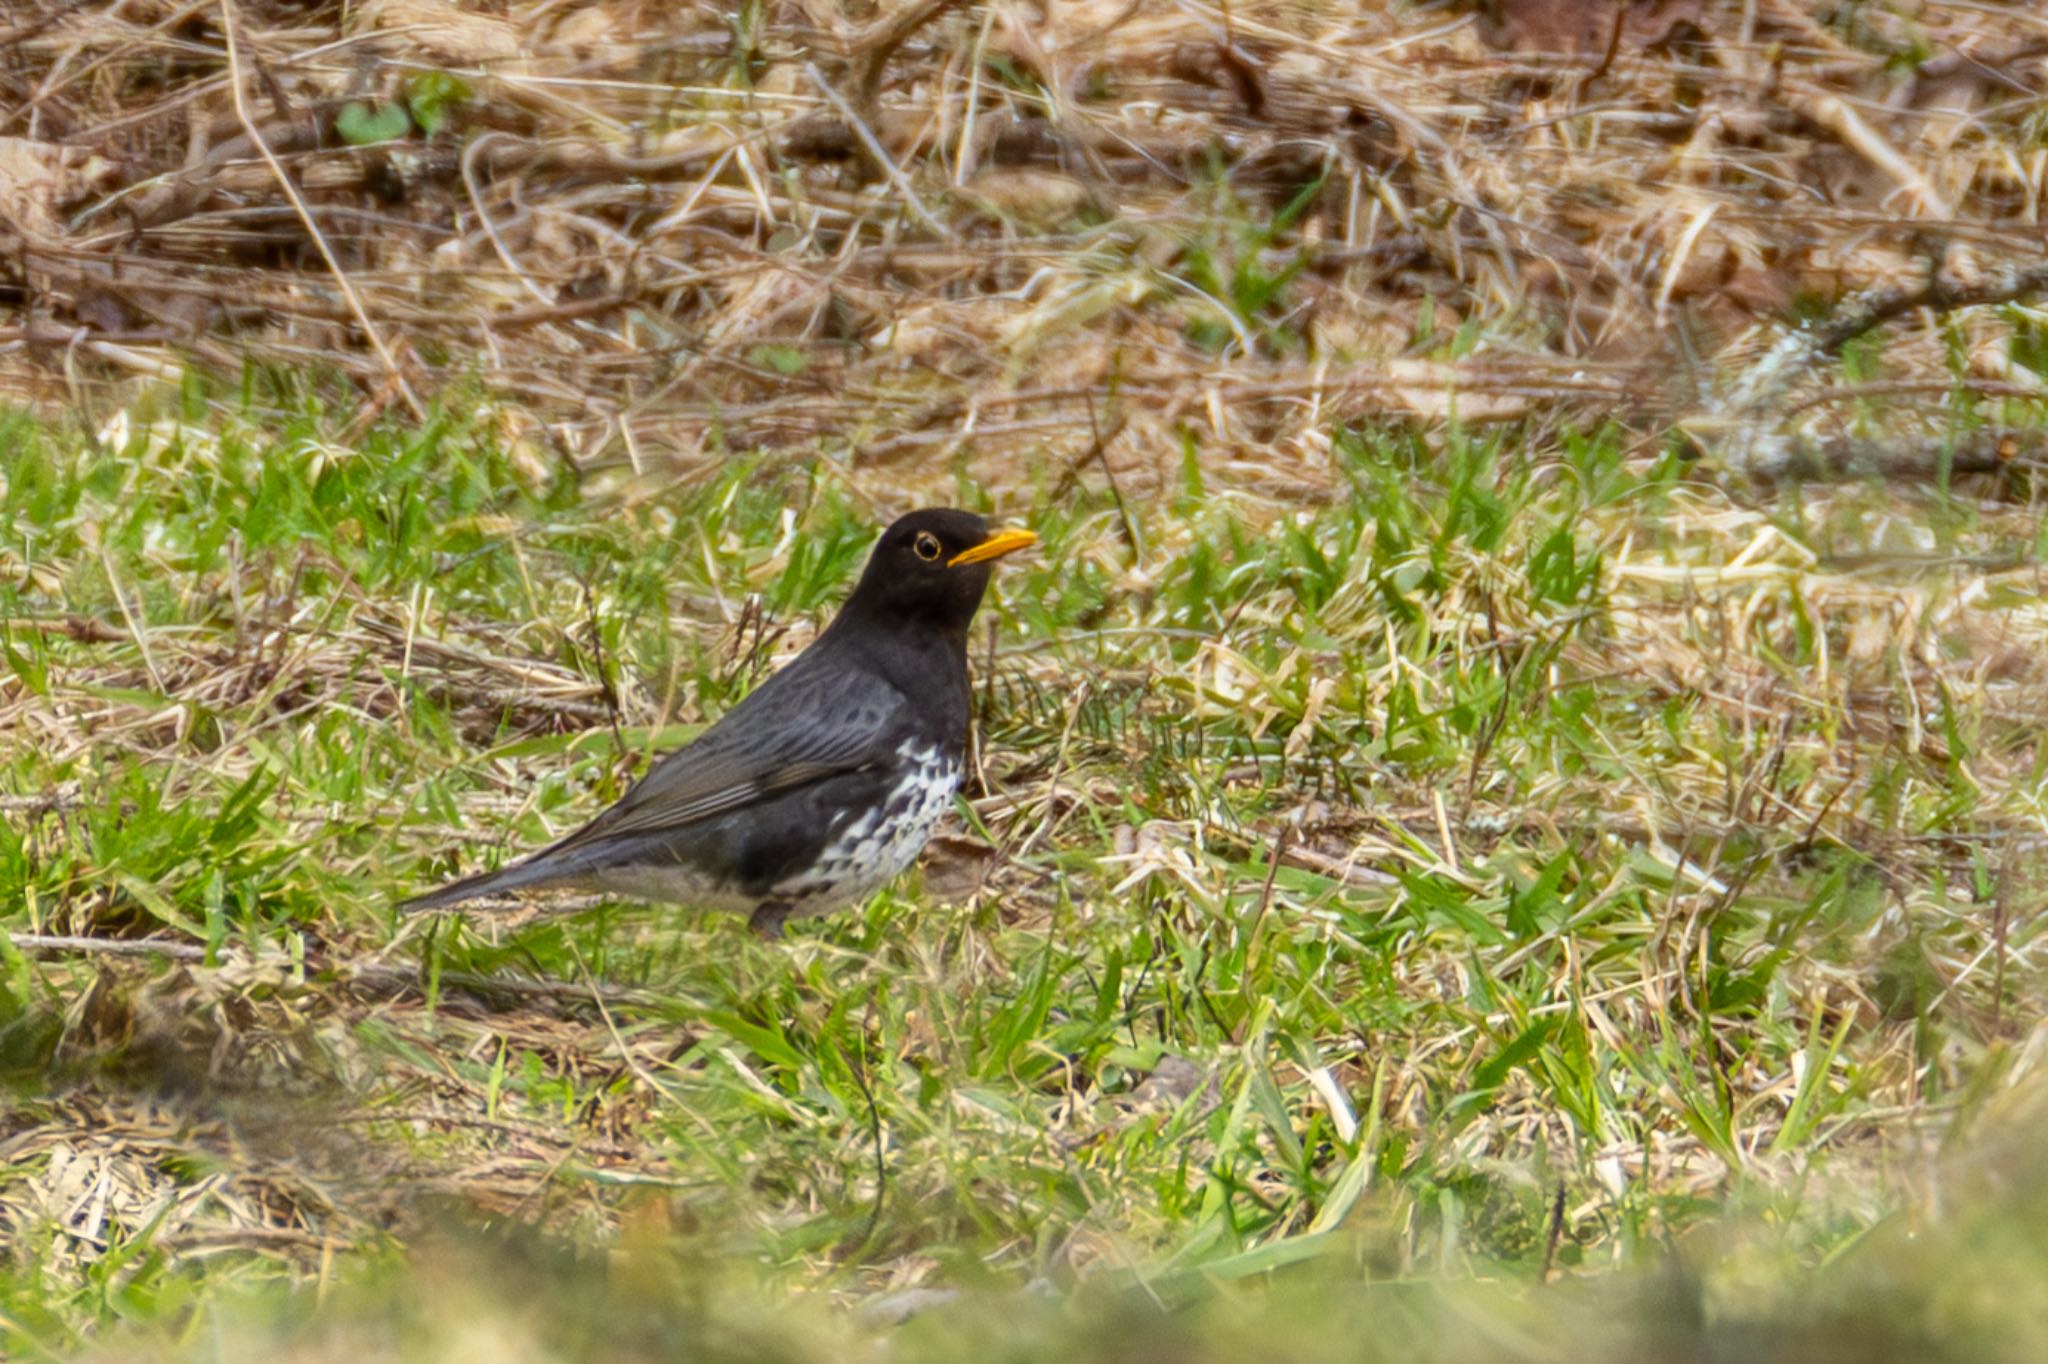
[2,387,2046,1360]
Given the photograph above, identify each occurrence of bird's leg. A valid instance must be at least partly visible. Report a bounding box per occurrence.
[748,900,794,940]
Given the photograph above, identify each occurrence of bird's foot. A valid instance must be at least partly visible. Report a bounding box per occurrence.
[748,901,793,940]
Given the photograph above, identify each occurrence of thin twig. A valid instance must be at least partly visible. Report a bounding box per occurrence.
[6,931,670,1010]
[1539,1181,1567,1283]
[8,933,207,961]
[1244,826,1291,960]
[848,989,889,1255]
[850,0,975,124]
[1785,379,2047,414]
[1705,257,2048,474]
[1811,259,2048,358]
[801,60,946,235]
[462,131,555,307]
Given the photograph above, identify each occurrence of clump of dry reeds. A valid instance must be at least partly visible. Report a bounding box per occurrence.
[3,0,2046,489]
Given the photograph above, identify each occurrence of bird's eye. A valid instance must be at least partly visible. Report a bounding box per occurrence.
[913,532,942,561]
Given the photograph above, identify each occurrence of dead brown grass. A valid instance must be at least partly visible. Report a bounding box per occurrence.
[3,0,2047,490]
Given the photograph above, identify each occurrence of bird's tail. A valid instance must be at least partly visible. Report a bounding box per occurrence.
[399,858,548,913]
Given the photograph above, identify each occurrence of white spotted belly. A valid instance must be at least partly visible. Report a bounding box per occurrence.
[773,743,962,916]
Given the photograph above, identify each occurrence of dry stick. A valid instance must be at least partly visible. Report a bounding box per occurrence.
[1809,259,2048,357]
[462,132,556,307]
[1731,260,2048,419]
[1711,258,2048,475]
[216,0,424,422]
[0,789,82,814]
[0,615,124,642]
[1580,4,1628,87]
[0,323,180,346]
[8,934,206,961]
[1539,1180,1568,1284]
[1786,378,2048,415]
[1991,850,2016,1035]
[1048,407,1134,529]
[849,0,976,122]
[1796,90,1952,217]
[5,932,665,1010]
[1214,0,1266,117]
[1775,431,2036,480]
[1089,402,1140,558]
[1243,827,1291,971]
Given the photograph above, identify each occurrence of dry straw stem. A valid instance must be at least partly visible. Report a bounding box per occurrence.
[1,0,2046,488]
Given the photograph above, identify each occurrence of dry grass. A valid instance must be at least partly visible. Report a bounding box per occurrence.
[5,0,2048,485]
[3,405,2046,1355]
[6,2,2048,1360]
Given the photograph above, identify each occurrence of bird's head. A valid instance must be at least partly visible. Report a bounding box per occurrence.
[839,508,1036,640]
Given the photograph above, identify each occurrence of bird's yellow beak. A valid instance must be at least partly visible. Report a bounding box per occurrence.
[949,527,1038,567]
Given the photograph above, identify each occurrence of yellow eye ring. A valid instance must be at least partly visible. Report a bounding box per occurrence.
[913,532,942,561]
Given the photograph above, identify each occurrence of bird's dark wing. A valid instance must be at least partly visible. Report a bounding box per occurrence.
[545,660,909,849]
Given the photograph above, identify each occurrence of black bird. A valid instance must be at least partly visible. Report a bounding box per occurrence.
[402,509,1035,937]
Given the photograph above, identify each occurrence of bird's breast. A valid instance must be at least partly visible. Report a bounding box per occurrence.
[773,739,963,911]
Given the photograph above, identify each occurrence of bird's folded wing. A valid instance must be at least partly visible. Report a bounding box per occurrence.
[545,673,903,848]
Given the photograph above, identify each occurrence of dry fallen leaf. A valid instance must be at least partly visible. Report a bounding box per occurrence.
[353,0,525,65]
[1383,359,1532,422]
[960,168,1109,230]
[919,833,999,904]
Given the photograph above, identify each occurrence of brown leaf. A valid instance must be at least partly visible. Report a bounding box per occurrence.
[959,168,1108,229]
[0,137,108,245]
[919,833,998,904]
[353,0,524,65]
